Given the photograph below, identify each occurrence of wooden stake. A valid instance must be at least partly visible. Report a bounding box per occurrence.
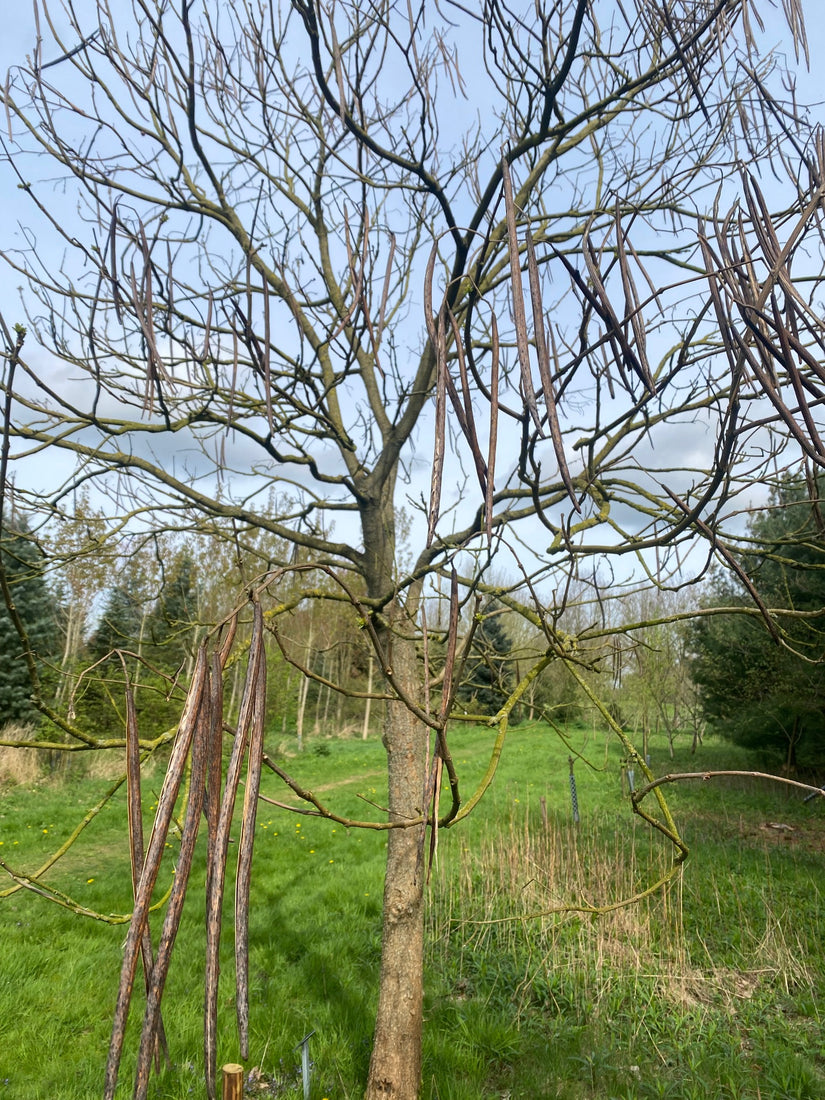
[222,1063,244,1100]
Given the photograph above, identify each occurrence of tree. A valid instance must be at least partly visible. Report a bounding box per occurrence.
[0,518,56,724]
[90,577,146,662]
[613,590,701,758]
[1,3,824,1098]
[146,550,200,673]
[692,471,825,770]
[44,489,116,708]
[457,602,515,716]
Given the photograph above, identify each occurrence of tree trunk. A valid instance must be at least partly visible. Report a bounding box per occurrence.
[55,597,83,707]
[366,626,426,1100]
[313,651,326,734]
[362,654,374,740]
[335,641,346,730]
[296,618,314,751]
[785,715,801,775]
[296,672,309,751]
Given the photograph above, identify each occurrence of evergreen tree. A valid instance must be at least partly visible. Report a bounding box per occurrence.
[89,579,145,660]
[458,604,514,716]
[80,552,199,736]
[147,552,200,672]
[692,474,825,769]
[0,522,57,724]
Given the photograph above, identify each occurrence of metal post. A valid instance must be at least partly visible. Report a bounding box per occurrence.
[295,1030,315,1100]
[568,756,580,825]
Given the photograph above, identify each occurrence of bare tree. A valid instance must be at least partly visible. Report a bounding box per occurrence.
[2,1,824,1098]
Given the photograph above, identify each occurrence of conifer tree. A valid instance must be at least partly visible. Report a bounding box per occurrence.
[0,522,56,724]
[459,604,514,716]
[90,579,145,661]
[147,552,199,673]
[692,473,825,770]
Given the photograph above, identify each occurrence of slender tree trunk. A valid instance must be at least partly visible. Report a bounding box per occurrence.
[312,651,325,734]
[296,618,314,751]
[366,623,426,1100]
[55,598,82,706]
[282,667,294,737]
[296,673,309,752]
[785,716,800,775]
[691,716,704,753]
[362,654,374,740]
[335,642,346,730]
[320,652,332,731]
[359,477,428,1099]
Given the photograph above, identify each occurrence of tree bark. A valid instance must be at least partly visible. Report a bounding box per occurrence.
[295,617,314,751]
[366,625,426,1100]
[362,655,374,740]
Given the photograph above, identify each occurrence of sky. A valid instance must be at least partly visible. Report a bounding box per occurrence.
[1,0,822,269]
[1,0,824,591]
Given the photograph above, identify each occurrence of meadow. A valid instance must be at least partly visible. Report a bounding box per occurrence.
[1,722,823,1099]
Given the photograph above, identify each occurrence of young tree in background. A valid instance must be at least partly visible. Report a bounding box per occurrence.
[2,2,824,1097]
[44,490,115,707]
[612,590,700,758]
[90,576,145,663]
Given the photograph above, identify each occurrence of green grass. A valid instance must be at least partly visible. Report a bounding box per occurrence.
[1,724,824,1098]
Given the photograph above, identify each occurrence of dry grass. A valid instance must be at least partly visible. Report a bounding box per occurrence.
[0,727,42,786]
[428,798,821,1066]
[753,910,816,995]
[85,747,130,780]
[0,734,166,786]
[431,810,678,966]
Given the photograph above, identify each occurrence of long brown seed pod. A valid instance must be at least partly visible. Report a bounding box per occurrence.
[502,156,542,432]
[204,601,265,1100]
[235,645,267,1058]
[427,318,447,547]
[125,681,169,1075]
[103,652,208,1100]
[448,308,487,496]
[525,231,579,510]
[133,647,210,1100]
[205,649,225,901]
[485,314,499,546]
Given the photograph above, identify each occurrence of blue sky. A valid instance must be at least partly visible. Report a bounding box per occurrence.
[2,1,821,334]
[1,1,823,582]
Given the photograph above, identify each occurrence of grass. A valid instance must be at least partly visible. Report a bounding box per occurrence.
[1,724,824,1098]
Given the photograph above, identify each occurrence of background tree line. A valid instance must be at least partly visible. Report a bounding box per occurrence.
[0,498,379,746]
[6,467,825,775]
